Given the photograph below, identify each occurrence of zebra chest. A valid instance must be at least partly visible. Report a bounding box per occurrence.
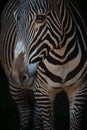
[38,50,82,88]
[43,58,78,79]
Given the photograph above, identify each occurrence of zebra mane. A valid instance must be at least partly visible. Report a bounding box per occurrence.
[19,0,59,10]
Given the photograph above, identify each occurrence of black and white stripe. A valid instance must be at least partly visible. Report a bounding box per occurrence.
[0,0,34,130]
[32,0,87,129]
[0,0,87,130]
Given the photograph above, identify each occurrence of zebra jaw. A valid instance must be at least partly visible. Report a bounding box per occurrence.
[10,51,37,89]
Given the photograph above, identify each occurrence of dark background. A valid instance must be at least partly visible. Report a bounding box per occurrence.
[0,0,87,130]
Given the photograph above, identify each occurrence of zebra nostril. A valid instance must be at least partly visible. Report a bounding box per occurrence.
[20,73,29,82]
[23,74,28,81]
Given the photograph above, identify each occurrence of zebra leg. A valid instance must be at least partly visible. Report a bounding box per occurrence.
[33,88,55,130]
[33,102,43,130]
[68,86,87,130]
[9,84,34,130]
[18,103,33,130]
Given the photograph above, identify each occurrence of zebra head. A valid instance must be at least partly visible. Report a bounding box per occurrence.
[10,52,37,89]
[14,0,63,63]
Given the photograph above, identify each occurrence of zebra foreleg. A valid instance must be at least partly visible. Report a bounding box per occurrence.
[33,88,55,130]
[68,86,87,130]
[33,102,43,130]
[9,84,33,130]
[69,102,82,130]
[18,104,33,130]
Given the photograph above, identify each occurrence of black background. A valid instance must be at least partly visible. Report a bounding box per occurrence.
[0,0,87,130]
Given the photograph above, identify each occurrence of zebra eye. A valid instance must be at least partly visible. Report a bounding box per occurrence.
[36,14,46,23]
[16,15,20,22]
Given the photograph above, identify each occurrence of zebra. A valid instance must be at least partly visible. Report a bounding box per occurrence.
[0,0,40,130]
[11,0,87,130]
[0,0,87,130]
